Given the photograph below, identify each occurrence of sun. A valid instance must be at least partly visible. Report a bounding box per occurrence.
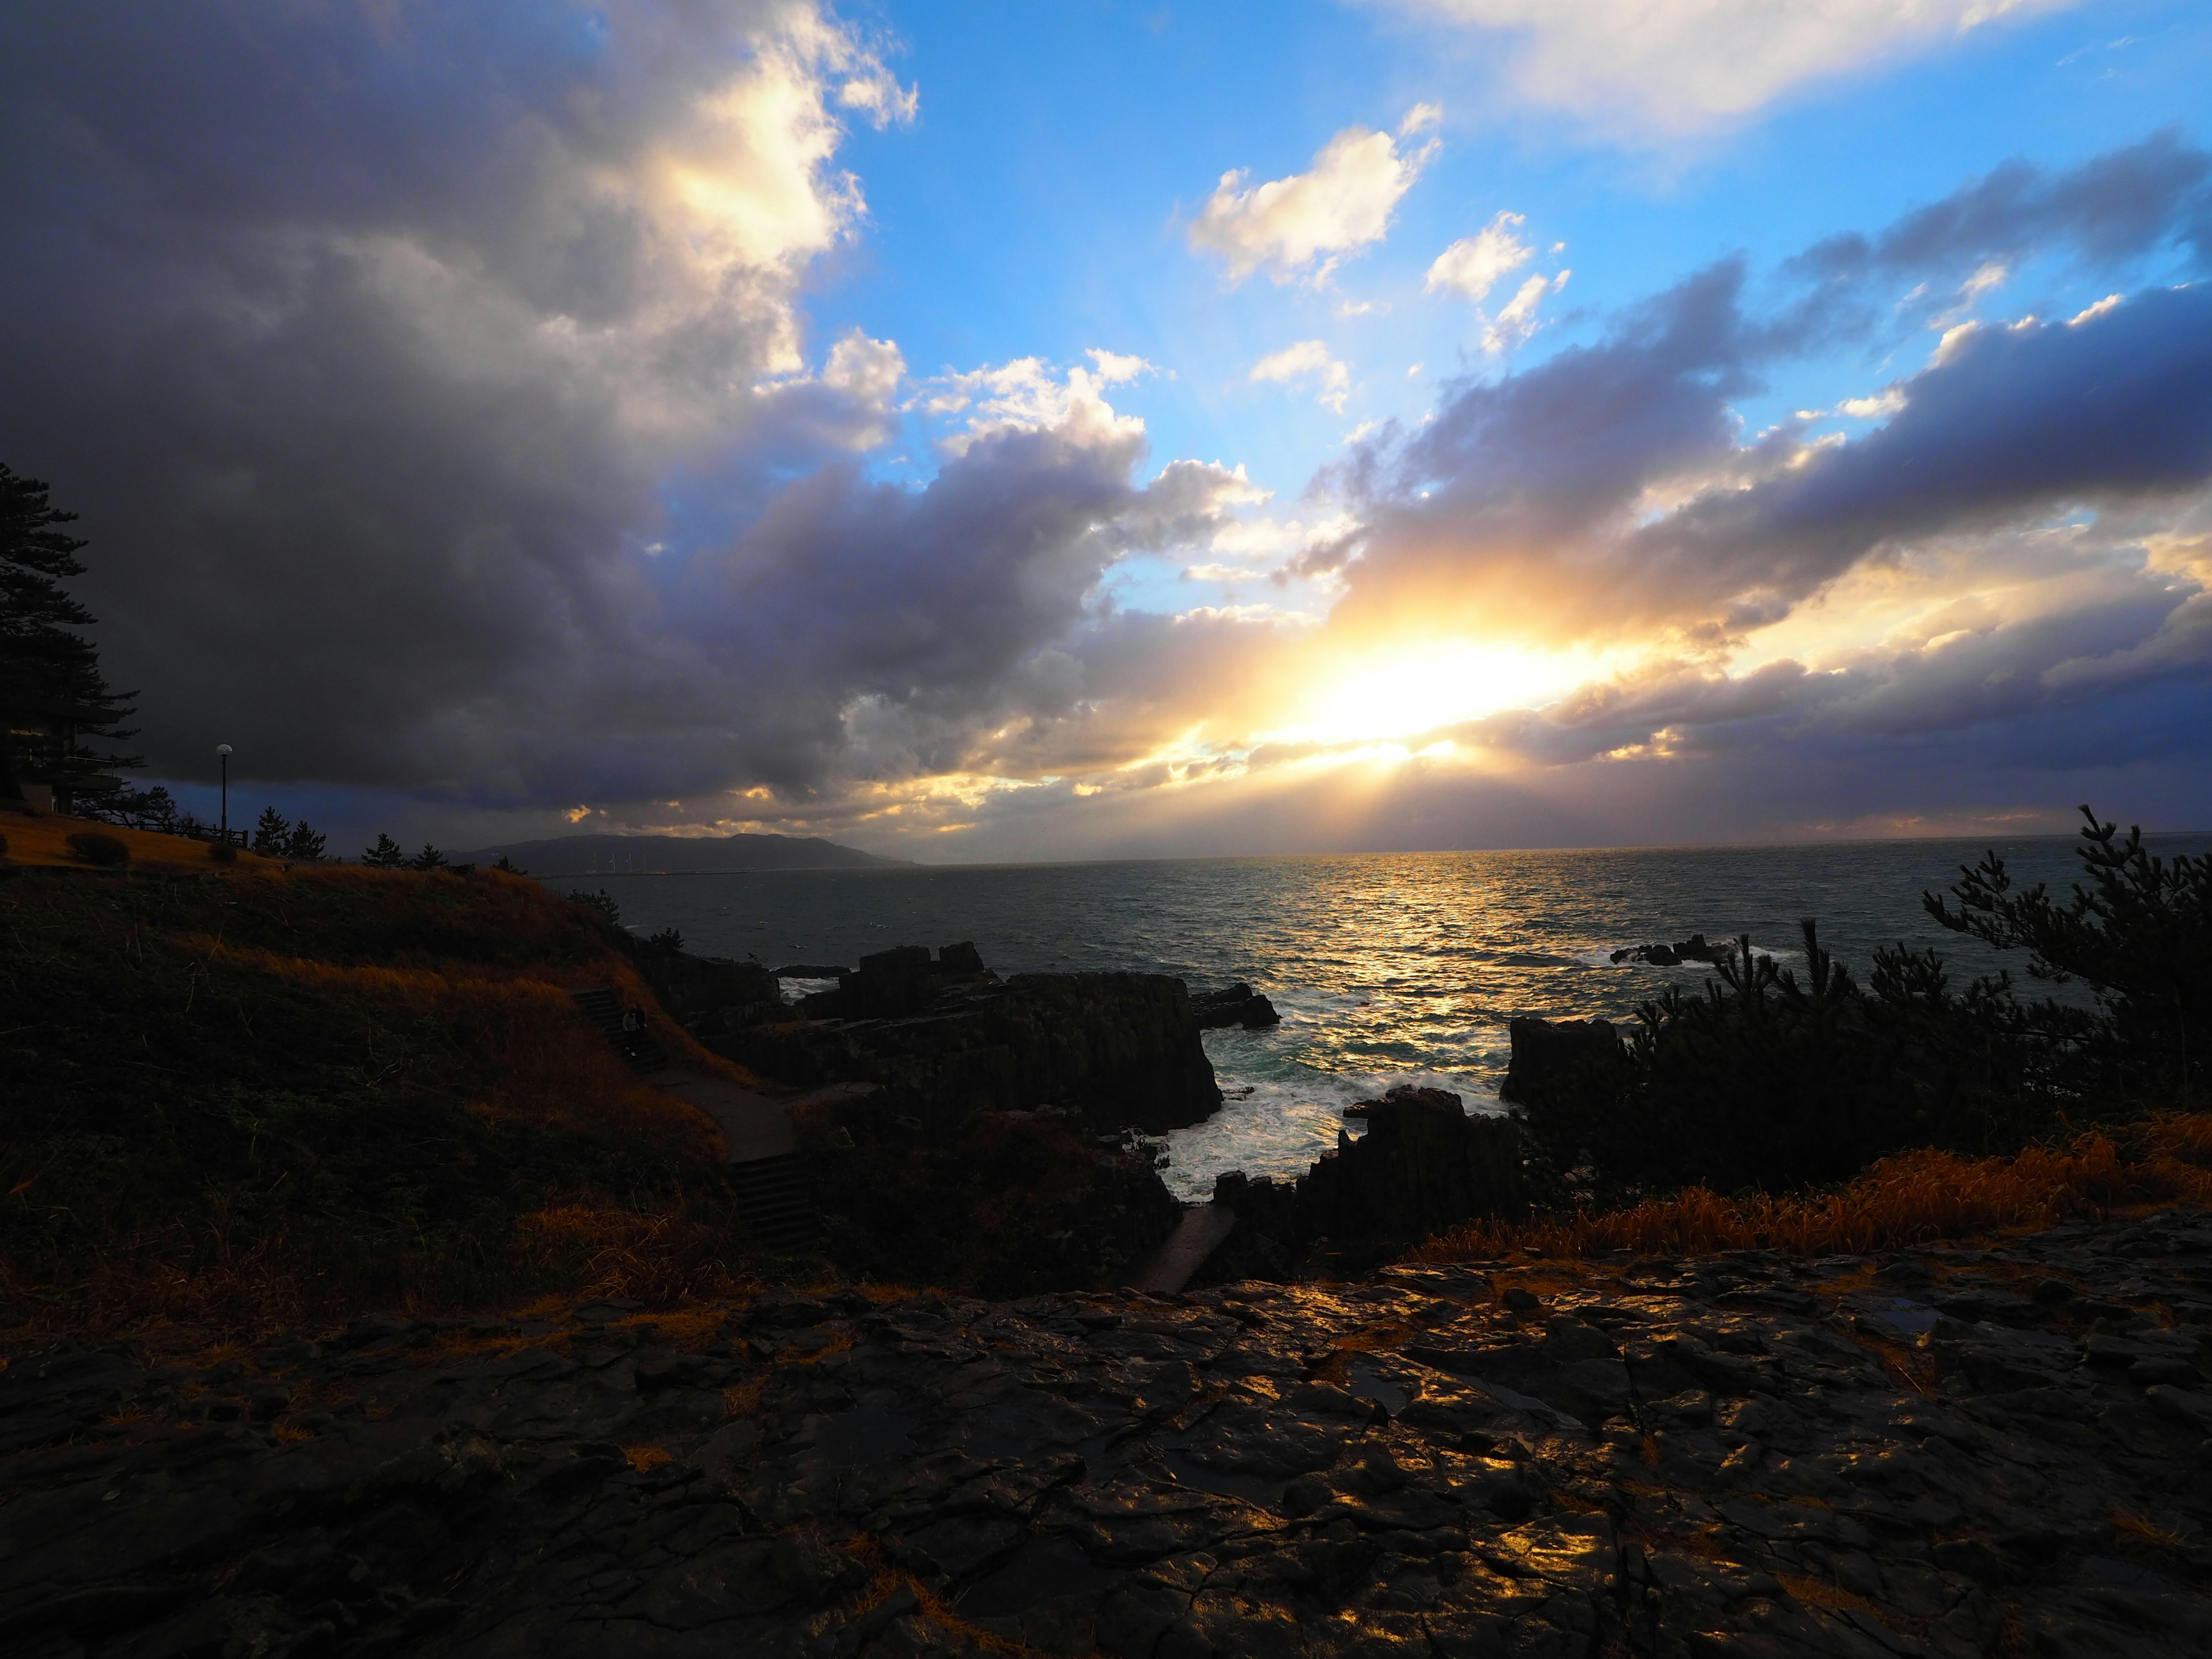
[1290,639,1612,746]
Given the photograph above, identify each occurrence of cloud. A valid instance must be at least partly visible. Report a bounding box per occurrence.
[1322,135,2212,660]
[1790,129,2212,287]
[1188,113,1439,285]
[1425,211,1534,304]
[1371,0,2084,135]
[1251,340,1354,412]
[4,7,2208,860]
[1482,270,1567,353]
[0,2,1215,812]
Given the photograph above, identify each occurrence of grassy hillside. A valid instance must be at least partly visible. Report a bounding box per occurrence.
[1,819,756,1340]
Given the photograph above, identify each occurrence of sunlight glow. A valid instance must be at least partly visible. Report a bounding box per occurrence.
[1285,640,1622,745]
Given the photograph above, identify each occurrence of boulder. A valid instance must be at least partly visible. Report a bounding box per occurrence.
[1609,932,1727,966]
[1190,983,1282,1030]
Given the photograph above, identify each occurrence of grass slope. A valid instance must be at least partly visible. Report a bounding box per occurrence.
[1,828,754,1340]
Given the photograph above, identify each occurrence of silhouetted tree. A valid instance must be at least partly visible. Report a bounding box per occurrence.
[0,463,139,801]
[361,833,406,868]
[1929,805,2212,1105]
[410,843,448,872]
[99,784,182,834]
[251,806,290,857]
[283,820,327,861]
[493,854,524,873]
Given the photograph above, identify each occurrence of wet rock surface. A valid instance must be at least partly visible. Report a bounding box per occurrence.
[8,1212,2212,1657]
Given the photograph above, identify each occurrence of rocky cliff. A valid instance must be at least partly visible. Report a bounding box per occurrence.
[9,1210,2210,1657]
[719,944,1224,1136]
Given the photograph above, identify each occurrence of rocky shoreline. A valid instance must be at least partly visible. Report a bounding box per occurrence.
[9,1211,2211,1657]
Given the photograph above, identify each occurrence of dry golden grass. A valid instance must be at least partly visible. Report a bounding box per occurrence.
[511,1198,749,1305]
[0,808,283,873]
[2109,1503,2199,1572]
[1415,1115,2212,1264]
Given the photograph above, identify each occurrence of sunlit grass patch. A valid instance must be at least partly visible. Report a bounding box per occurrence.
[1415,1115,2212,1264]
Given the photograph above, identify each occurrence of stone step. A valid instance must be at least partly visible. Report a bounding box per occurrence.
[569,987,670,1073]
[730,1153,820,1252]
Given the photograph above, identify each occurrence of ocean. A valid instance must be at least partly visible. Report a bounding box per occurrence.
[546,832,2206,1200]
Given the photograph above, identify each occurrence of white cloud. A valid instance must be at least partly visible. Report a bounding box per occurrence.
[2069,293,2124,327]
[1251,340,1353,411]
[1189,112,1440,284]
[822,330,906,406]
[1373,0,2082,135]
[1482,270,1567,353]
[919,354,1148,452]
[1085,348,1157,384]
[1425,211,1534,304]
[1839,388,1906,419]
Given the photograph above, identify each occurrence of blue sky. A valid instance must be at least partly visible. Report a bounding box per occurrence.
[3,1,2210,858]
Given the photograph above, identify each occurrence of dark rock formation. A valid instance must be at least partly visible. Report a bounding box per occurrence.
[1500,1015,1623,1109]
[1191,982,1282,1029]
[629,941,784,1044]
[719,945,1222,1136]
[1301,1086,1520,1249]
[1611,931,1727,966]
[1197,1088,1522,1283]
[12,1211,2211,1657]
[796,941,998,1020]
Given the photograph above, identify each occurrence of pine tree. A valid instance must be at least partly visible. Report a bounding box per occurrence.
[251,806,290,856]
[284,821,328,862]
[98,783,181,834]
[0,463,139,799]
[362,833,406,868]
[410,843,448,872]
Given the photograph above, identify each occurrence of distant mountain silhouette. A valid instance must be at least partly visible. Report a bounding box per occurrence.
[459,832,907,875]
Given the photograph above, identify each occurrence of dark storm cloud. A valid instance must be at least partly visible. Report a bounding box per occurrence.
[0,1,1215,812]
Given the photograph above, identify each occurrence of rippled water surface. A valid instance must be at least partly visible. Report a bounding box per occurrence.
[554,834,2205,1198]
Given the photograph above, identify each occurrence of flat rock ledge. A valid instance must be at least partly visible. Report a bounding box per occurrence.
[7,1212,2212,1659]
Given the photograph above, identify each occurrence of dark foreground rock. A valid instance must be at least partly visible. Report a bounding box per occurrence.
[718,944,1225,1135]
[12,1211,2211,1658]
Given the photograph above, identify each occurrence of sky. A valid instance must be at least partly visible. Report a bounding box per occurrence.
[3,0,2209,861]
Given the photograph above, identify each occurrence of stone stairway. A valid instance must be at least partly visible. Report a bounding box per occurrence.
[727,1152,821,1252]
[570,987,821,1251]
[569,987,670,1073]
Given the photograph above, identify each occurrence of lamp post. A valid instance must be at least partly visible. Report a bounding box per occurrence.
[216,744,233,847]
